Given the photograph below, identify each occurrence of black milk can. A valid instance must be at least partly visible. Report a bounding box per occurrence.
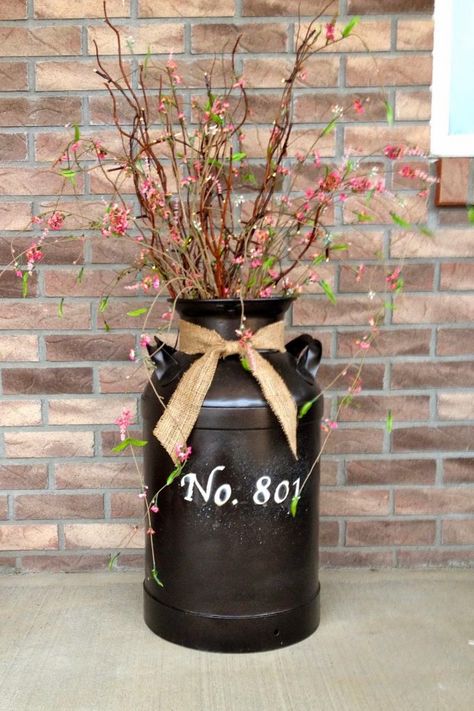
[141,298,323,652]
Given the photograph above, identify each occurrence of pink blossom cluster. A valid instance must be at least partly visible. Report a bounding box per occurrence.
[101,204,130,238]
[176,444,192,463]
[114,408,133,441]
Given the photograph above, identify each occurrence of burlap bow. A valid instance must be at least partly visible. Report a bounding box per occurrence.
[153,319,298,464]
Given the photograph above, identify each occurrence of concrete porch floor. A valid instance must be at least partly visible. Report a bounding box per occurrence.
[0,570,473,711]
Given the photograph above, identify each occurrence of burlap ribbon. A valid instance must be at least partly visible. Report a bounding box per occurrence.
[153,319,298,464]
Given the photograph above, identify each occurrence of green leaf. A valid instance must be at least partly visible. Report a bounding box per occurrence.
[330,242,349,251]
[384,100,394,126]
[321,116,337,136]
[231,152,247,162]
[108,552,120,570]
[112,437,133,453]
[298,397,318,419]
[58,297,64,318]
[243,172,257,186]
[390,211,411,229]
[356,212,374,223]
[419,225,434,237]
[76,266,85,284]
[128,438,148,448]
[240,357,251,372]
[73,123,80,142]
[21,271,29,298]
[290,495,300,518]
[319,279,336,304]
[59,168,77,186]
[126,307,148,317]
[151,567,164,588]
[166,465,183,486]
[385,409,393,434]
[468,206,474,223]
[99,296,109,313]
[262,255,276,270]
[103,320,110,332]
[342,16,360,38]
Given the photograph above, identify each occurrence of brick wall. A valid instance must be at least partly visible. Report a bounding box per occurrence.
[0,0,472,572]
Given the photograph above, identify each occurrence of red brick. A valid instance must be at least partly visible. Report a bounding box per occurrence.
[443,459,474,484]
[318,363,385,391]
[0,464,48,490]
[15,494,104,520]
[393,426,473,453]
[0,26,81,56]
[0,202,32,230]
[295,92,387,123]
[55,462,137,490]
[438,393,473,420]
[90,235,141,265]
[35,0,130,18]
[391,361,474,390]
[346,56,432,87]
[0,133,27,161]
[320,521,339,546]
[0,335,38,362]
[0,497,8,520]
[0,524,58,550]
[395,489,474,515]
[346,520,436,546]
[48,397,137,425]
[391,229,473,259]
[0,62,28,91]
[45,334,134,362]
[293,296,382,327]
[395,90,431,121]
[0,401,42,427]
[3,368,93,395]
[243,0,338,14]
[0,303,90,330]
[4,431,94,458]
[337,328,431,358]
[88,24,184,55]
[43,268,133,297]
[347,0,433,13]
[437,329,474,356]
[324,427,384,455]
[0,271,38,298]
[140,0,234,15]
[96,300,168,330]
[396,19,433,50]
[440,263,474,291]
[36,60,132,92]
[0,98,81,128]
[438,208,472,226]
[345,125,430,155]
[101,429,143,456]
[0,0,27,19]
[192,23,287,53]
[339,395,429,423]
[0,168,81,196]
[321,489,389,516]
[243,56,338,89]
[320,460,338,486]
[320,550,394,567]
[347,459,436,485]
[442,520,474,546]
[397,549,474,567]
[21,554,110,572]
[64,523,143,549]
[339,263,434,293]
[111,492,143,518]
[394,295,474,325]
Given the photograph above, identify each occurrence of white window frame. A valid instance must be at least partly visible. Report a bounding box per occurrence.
[431,0,474,156]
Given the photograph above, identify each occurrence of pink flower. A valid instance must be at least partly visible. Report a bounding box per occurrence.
[146,527,156,536]
[128,349,136,361]
[101,203,130,238]
[325,23,336,41]
[321,418,338,432]
[47,211,64,231]
[353,99,365,114]
[115,408,133,441]
[176,444,192,463]
[356,338,371,350]
[259,286,273,298]
[150,504,159,513]
[140,334,151,348]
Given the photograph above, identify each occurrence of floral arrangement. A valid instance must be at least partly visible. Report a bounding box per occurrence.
[1,2,435,572]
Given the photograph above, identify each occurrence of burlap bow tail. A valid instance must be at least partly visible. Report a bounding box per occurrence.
[153,320,298,464]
